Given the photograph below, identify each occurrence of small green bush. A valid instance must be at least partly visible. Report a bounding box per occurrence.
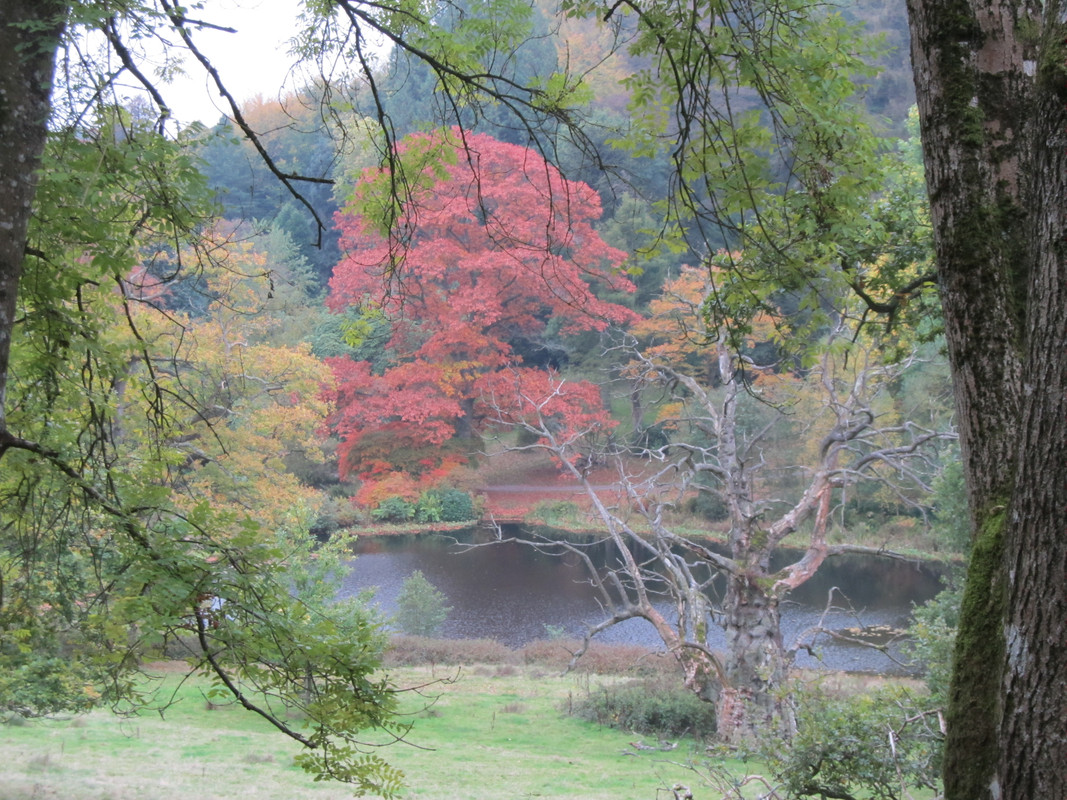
[393,570,452,636]
[435,488,476,522]
[769,684,943,800]
[403,489,476,523]
[414,491,443,523]
[371,496,415,523]
[571,678,716,737]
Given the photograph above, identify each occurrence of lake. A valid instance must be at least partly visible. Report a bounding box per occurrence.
[339,525,946,673]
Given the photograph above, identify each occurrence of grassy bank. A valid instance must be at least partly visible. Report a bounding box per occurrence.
[0,640,745,800]
[1,636,938,800]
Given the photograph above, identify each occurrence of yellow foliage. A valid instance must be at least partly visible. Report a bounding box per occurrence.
[109,227,332,534]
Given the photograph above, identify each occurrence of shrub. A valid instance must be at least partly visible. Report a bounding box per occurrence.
[393,570,452,636]
[907,583,962,706]
[0,656,98,718]
[768,684,943,800]
[310,496,365,534]
[371,496,415,523]
[683,490,728,522]
[435,488,476,522]
[571,678,717,737]
[414,491,443,523]
[413,488,476,523]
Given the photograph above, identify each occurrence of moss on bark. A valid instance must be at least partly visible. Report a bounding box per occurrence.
[943,503,1007,800]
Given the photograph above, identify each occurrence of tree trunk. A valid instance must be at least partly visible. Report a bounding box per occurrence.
[0,2,65,440]
[454,395,477,440]
[716,572,790,742]
[906,1,1067,796]
[996,65,1067,797]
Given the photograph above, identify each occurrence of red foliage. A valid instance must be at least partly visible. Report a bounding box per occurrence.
[328,129,636,333]
[478,368,616,454]
[326,130,638,487]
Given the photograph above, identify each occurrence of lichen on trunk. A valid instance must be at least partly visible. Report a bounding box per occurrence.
[717,573,791,742]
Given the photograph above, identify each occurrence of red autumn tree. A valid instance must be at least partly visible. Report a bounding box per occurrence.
[326,129,638,499]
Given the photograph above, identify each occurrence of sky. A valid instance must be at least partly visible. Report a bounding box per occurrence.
[152,0,310,126]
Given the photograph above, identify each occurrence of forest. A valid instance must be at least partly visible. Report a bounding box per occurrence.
[1,0,1065,798]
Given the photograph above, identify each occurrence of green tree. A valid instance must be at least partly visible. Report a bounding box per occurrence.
[393,570,452,637]
[0,8,406,790]
[191,91,344,285]
[0,118,402,795]
[595,193,684,309]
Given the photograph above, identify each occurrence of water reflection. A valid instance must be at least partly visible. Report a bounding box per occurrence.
[340,526,945,674]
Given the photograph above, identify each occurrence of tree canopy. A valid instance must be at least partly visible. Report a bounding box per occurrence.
[0,7,404,790]
[326,128,637,500]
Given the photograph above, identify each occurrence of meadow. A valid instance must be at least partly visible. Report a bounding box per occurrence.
[0,640,757,800]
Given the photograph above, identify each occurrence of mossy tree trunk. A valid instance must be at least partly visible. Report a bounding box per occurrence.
[0,1,65,441]
[906,0,1067,796]
[717,573,790,742]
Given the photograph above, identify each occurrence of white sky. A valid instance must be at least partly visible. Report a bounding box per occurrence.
[156,0,310,126]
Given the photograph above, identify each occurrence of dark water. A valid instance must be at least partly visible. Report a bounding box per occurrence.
[339,525,945,674]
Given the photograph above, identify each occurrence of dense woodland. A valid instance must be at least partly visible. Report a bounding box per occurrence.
[177,0,936,525]
[1,0,1064,797]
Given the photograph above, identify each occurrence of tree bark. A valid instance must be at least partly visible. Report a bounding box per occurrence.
[717,573,790,741]
[906,0,1067,796]
[996,44,1067,797]
[0,2,65,439]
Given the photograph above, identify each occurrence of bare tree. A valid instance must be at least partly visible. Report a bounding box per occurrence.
[483,268,953,743]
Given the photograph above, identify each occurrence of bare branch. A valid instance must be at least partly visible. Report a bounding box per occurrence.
[157,0,332,244]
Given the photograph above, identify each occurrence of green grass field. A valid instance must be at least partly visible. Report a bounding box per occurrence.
[0,660,748,800]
